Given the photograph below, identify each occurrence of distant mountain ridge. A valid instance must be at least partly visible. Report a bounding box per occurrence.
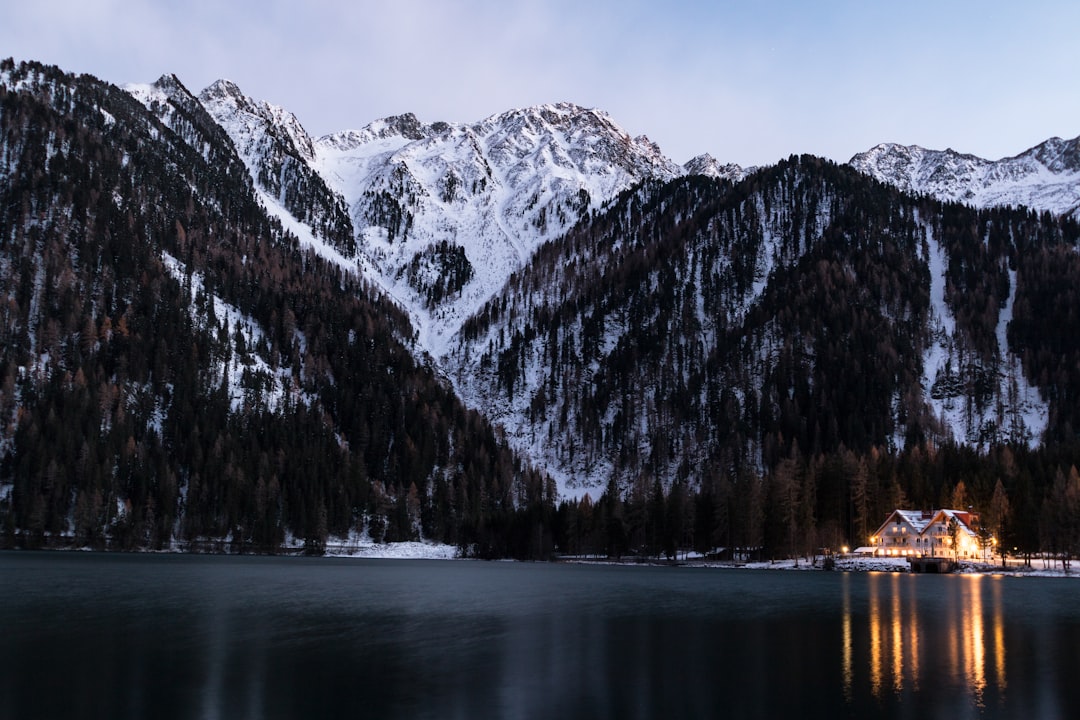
[849,136,1080,219]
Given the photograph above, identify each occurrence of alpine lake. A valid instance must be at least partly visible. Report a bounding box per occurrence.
[2,552,1079,719]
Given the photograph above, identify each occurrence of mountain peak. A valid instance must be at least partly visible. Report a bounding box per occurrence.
[312,99,685,356]
[490,101,607,122]
[1028,135,1080,173]
[375,112,432,140]
[475,102,628,143]
[683,153,749,182]
[124,72,201,113]
[150,72,189,96]
[199,78,245,102]
[198,79,316,163]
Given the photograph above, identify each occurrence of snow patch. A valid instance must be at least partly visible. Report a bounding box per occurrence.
[325,540,460,560]
[161,252,314,413]
[919,217,1047,446]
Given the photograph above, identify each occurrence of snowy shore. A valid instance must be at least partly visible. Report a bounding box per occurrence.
[698,555,1080,578]
[30,533,1080,576]
[322,540,460,560]
[557,553,1080,578]
[315,535,1080,576]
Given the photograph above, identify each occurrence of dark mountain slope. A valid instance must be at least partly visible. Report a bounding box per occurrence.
[451,156,1080,491]
[446,156,1080,560]
[0,60,551,555]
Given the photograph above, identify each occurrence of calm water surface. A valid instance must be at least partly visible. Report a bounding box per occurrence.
[2,552,1079,719]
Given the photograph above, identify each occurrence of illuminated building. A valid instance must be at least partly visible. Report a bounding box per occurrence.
[867,509,983,559]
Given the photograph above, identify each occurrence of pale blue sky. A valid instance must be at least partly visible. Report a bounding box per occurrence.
[3,0,1078,166]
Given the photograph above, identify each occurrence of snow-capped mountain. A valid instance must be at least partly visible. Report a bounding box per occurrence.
[849,136,1080,219]
[683,153,750,182]
[121,71,1080,486]
[172,76,1080,369]
[312,102,685,355]
[169,80,690,356]
[200,79,316,165]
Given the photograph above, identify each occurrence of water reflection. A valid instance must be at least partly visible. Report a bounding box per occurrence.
[5,554,1080,719]
[842,573,853,702]
[994,577,1007,697]
[850,572,1008,708]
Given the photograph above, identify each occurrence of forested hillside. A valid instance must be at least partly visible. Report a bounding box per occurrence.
[0,60,553,557]
[450,157,1080,561]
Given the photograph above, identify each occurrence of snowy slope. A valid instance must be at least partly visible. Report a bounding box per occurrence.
[314,103,685,356]
[850,136,1080,218]
[124,73,252,178]
[199,79,317,165]
[916,216,1048,447]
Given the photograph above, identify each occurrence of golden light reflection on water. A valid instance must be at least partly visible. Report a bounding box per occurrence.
[967,575,987,706]
[868,576,882,697]
[993,578,1007,695]
[891,573,903,694]
[907,576,920,692]
[845,573,1006,705]
[842,573,853,702]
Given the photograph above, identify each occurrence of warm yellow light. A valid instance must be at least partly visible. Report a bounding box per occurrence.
[842,546,849,554]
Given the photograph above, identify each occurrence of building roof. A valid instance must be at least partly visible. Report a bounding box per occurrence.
[872,509,979,538]
[928,509,978,537]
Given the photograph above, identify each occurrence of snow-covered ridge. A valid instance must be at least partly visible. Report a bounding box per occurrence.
[199,78,316,163]
[849,136,1080,218]
[313,101,688,356]
[317,113,444,151]
[124,78,170,109]
[190,78,356,257]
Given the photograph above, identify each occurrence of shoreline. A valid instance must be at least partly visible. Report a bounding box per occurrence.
[559,554,1080,578]
[6,540,1080,577]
